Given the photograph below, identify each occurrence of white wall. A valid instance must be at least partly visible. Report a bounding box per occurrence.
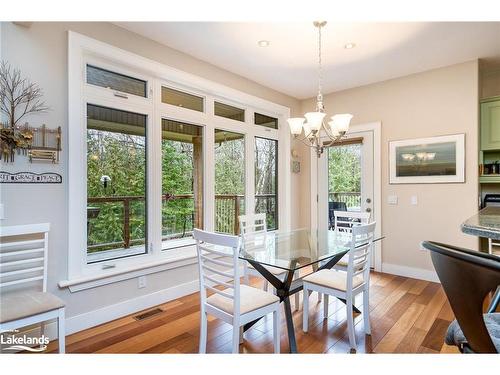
[300,61,480,277]
[0,22,301,331]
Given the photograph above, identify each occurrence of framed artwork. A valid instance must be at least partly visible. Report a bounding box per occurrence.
[389,134,465,184]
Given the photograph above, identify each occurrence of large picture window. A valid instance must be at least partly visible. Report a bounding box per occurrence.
[86,104,148,262]
[255,137,278,230]
[69,33,289,281]
[161,119,203,247]
[214,129,245,234]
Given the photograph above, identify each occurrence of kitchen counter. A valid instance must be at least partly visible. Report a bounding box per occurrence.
[461,206,500,240]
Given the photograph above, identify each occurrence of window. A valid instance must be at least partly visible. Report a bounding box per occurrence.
[161,119,203,247]
[69,33,290,282]
[214,101,245,122]
[214,130,245,234]
[161,86,204,112]
[255,113,278,129]
[86,104,148,262]
[86,65,147,97]
[255,137,278,230]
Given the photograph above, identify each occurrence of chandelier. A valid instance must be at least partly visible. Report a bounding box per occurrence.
[287,21,353,157]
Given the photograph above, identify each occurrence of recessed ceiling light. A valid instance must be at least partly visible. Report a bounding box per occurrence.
[258,40,270,47]
[344,43,356,49]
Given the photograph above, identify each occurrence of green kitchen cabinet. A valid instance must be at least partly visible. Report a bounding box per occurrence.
[481,98,500,151]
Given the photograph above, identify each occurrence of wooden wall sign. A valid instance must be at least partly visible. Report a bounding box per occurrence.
[0,172,62,184]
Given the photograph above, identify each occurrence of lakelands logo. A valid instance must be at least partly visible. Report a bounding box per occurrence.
[1,329,49,352]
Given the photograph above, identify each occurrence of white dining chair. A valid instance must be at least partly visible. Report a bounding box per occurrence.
[334,211,371,233]
[194,228,281,354]
[332,211,371,269]
[239,213,300,310]
[302,221,376,350]
[0,223,65,353]
[315,210,371,303]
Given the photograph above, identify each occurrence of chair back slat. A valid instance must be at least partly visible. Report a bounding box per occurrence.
[0,223,50,293]
[346,222,376,289]
[194,229,241,314]
[200,254,233,268]
[201,263,234,279]
[238,213,267,237]
[334,211,370,233]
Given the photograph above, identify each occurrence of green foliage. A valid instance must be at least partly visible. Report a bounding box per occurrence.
[215,135,245,195]
[328,144,361,194]
[87,130,146,251]
[86,129,261,249]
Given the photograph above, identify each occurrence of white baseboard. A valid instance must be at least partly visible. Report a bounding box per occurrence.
[43,279,200,340]
[382,263,440,283]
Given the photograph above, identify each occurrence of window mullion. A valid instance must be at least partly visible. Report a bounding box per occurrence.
[151,82,162,256]
[245,114,256,217]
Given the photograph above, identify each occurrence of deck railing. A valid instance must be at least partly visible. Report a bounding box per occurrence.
[329,192,361,209]
[87,193,275,252]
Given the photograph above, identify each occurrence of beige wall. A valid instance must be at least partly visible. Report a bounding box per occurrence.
[300,61,480,274]
[0,21,483,330]
[0,22,301,322]
[481,68,500,99]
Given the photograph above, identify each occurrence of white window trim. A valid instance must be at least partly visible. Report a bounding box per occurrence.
[65,31,291,286]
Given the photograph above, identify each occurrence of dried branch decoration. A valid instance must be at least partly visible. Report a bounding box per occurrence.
[0,60,49,128]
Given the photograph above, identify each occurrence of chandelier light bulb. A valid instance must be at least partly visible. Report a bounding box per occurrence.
[330,114,353,133]
[304,112,326,132]
[303,122,314,139]
[327,121,340,137]
[287,118,305,135]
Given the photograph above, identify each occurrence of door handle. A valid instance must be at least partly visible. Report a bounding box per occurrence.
[366,198,371,203]
[365,207,372,213]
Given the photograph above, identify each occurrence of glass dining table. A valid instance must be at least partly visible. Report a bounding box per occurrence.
[239,228,383,353]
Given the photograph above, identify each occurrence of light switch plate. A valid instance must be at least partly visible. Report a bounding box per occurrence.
[411,196,418,205]
[138,276,147,289]
[387,195,398,205]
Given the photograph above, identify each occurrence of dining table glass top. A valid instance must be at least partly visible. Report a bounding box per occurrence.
[239,228,383,272]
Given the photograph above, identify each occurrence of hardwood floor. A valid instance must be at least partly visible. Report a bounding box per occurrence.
[46,272,460,354]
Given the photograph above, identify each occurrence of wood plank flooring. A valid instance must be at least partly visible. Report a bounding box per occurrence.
[46,272,460,354]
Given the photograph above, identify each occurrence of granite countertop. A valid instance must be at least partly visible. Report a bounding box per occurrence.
[461,206,500,240]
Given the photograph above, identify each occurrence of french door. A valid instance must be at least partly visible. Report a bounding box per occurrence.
[317,129,376,265]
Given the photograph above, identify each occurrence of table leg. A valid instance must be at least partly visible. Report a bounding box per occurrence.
[283,296,297,353]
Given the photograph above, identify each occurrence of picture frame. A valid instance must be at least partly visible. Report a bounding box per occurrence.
[389,134,465,184]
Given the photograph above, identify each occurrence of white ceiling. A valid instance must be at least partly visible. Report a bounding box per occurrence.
[115,22,500,99]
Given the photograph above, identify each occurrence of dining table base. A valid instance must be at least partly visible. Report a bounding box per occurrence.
[243,251,350,353]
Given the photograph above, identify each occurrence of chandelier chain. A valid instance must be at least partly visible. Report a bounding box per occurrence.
[318,23,322,99]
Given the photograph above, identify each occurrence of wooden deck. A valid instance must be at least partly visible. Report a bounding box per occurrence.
[46,272,460,354]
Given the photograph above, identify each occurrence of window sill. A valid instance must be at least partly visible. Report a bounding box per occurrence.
[59,249,197,292]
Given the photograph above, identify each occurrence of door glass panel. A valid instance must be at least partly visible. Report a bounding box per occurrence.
[86,104,148,262]
[214,130,245,234]
[161,119,203,248]
[214,101,245,122]
[161,86,204,112]
[86,65,147,98]
[328,143,362,229]
[255,137,278,230]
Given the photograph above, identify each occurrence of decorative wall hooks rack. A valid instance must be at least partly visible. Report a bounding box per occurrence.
[0,122,61,163]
